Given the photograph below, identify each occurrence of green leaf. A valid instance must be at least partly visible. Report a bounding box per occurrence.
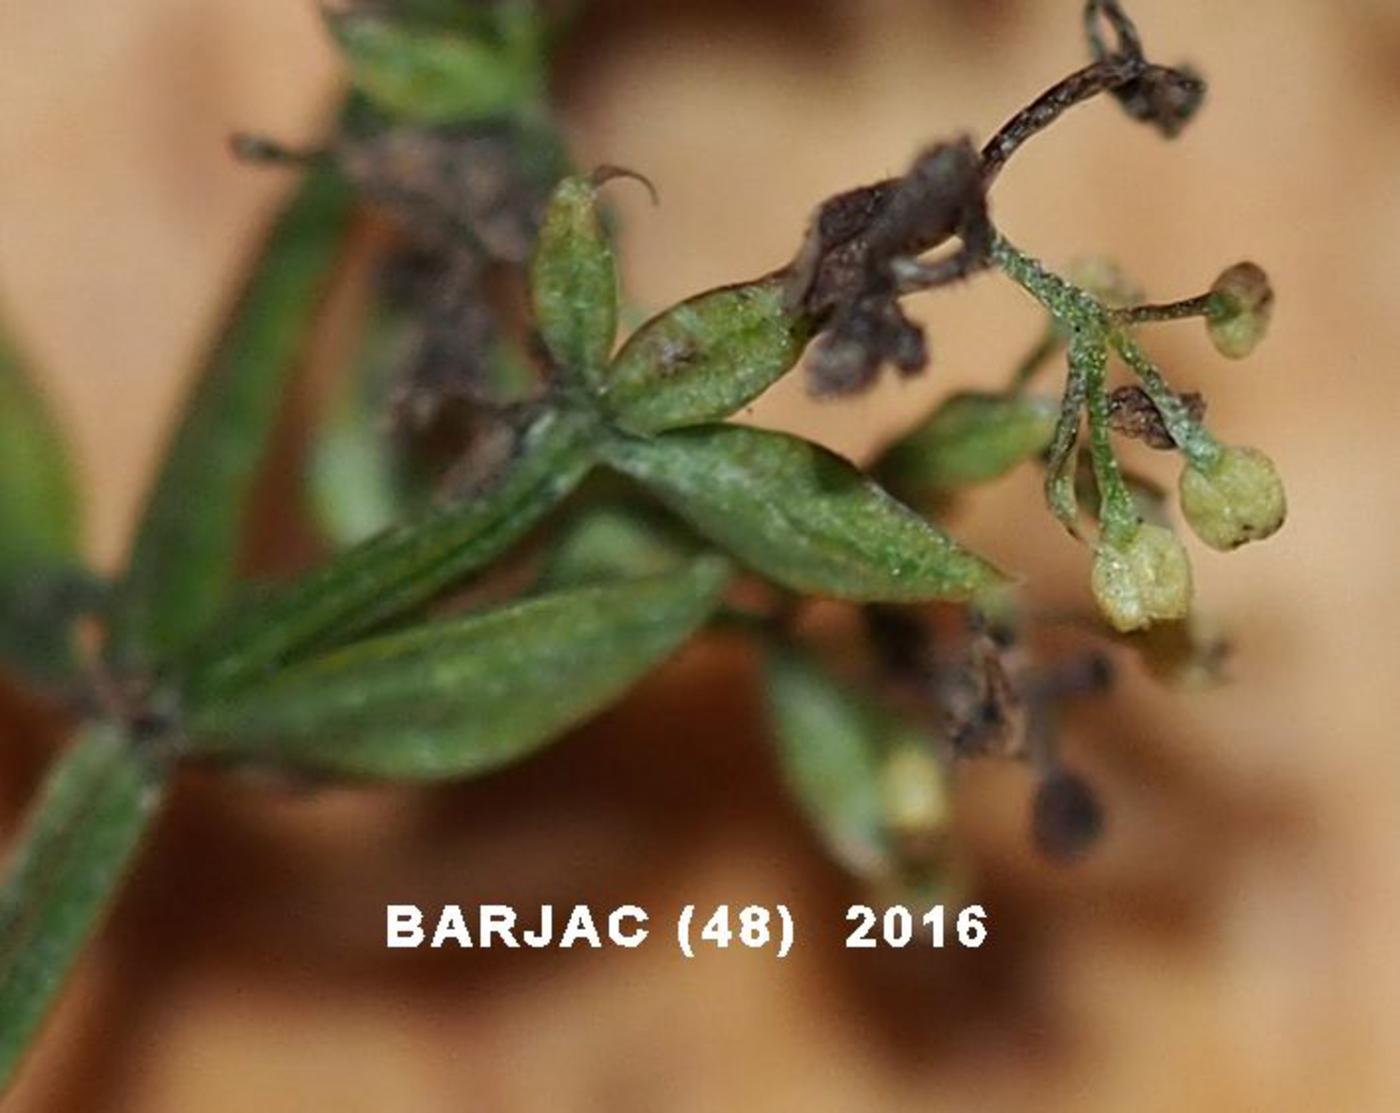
[876,391,1057,499]
[764,647,889,877]
[538,503,696,589]
[765,647,955,885]
[180,408,594,702]
[531,176,617,391]
[0,324,86,685]
[603,277,812,435]
[0,724,168,1090]
[108,162,355,669]
[187,557,730,781]
[602,424,1004,602]
[0,326,80,573]
[328,6,545,125]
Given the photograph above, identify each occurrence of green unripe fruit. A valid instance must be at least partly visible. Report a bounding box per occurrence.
[1207,262,1273,359]
[1179,446,1286,550]
[1091,523,1193,632]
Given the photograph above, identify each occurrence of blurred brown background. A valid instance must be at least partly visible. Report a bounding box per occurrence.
[2,1,1399,1109]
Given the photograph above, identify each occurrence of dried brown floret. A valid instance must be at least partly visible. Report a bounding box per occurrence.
[1107,384,1206,449]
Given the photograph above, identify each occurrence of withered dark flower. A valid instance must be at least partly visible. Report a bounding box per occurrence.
[1084,0,1206,137]
[787,0,1205,395]
[1108,384,1206,449]
[337,125,553,262]
[791,139,990,395]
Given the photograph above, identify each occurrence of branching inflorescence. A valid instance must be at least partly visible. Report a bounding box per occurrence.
[0,0,1284,1090]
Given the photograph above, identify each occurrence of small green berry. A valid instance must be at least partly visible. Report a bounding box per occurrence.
[1207,262,1273,359]
[1091,523,1193,632]
[1179,445,1286,550]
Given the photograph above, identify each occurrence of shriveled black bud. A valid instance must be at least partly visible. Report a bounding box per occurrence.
[1031,770,1105,862]
[861,138,985,264]
[807,296,926,395]
[1108,64,1206,138]
[1083,1,1207,139]
[791,139,988,395]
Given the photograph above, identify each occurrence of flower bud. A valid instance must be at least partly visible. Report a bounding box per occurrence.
[1179,446,1286,550]
[1091,524,1193,632]
[1207,262,1273,359]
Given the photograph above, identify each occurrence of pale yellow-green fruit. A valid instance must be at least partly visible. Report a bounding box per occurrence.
[1179,446,1287,550]
[1207,262,1274,359]
[880,738,952,843]
[1091,524,1194,632]
[879,735,956,875]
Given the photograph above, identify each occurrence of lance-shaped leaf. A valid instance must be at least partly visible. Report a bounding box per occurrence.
[601,424,1004,602]
[603,277,812,435]
[180,408,594,702]
[0,725,168,1090]
[107,162,355,670]
[539,503,696,589]
[0,324,85,684]
[764,647,889,877]
[187,556,730,780]
[327,5,545,125]
[0,327,80,573]
[531,176,617,391]
[876,391,1057,501]
[765,647,954,882]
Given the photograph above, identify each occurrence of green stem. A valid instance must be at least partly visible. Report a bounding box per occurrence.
[993,230,1222,497]
[179,405,597,703]
[991,235,1109,335]
[993,235,1121,540]
[1043,354,1089,537]
[0,725,168,1092]
[1078,337,1139,545]
[1110,331,1222,469]
[1111,292,1216,326]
